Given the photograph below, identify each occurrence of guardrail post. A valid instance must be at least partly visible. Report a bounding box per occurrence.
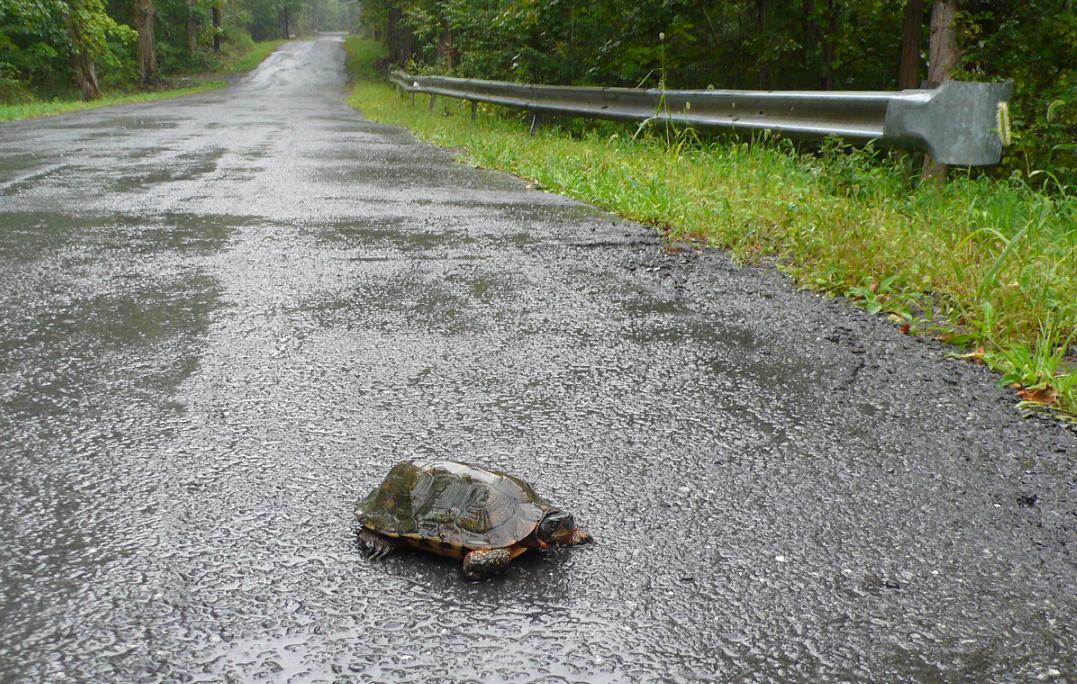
[470,101,477,120]
[529,111,542,136]
[409,92,415,106]
[429,94,437,111]
[883,80,1013,166]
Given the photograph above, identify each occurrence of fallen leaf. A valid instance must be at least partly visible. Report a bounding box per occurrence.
[955,347,986,364]
[899,323,911,334]
[1016,386,1058,405]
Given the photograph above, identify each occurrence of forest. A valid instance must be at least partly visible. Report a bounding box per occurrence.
[0,0,351,101]
[359,0,1076,183]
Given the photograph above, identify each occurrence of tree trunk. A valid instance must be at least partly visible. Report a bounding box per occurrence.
[65,12,101,100]
[926,0,959,82]
[756,0,769,89]
[922,0,960,182]
[212,4,221,57]
[568,1,576,81]
[898,0,924,89]
[800,0,819,87]
[187,0,198,54]
[283,5,290,39]
[386,6,400,60]
[823,0,837,89]
[436,28,452,68]
[71,52,102,100]
[386,6,414,66]
[134,0,159,88]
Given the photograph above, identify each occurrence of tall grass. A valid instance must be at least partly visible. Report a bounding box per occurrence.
[344,38,1077,420]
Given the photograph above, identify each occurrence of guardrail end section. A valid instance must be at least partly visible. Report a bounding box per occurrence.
[883,80,1014,166]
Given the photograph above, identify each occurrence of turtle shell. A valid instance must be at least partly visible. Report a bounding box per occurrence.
[355,460,551,549]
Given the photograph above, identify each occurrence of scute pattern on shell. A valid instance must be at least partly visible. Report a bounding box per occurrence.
[356,460,550,549]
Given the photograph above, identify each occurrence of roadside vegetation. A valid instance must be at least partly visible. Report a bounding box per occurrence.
[217,38,288,74]
[345,36,1077,420]
[0,81,226,121]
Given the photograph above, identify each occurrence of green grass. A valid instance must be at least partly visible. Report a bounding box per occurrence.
[344,36,388,81]
[0,38,286,123]
[0,81,227,122]
[345,37,1077,421]
[219,39,288,74]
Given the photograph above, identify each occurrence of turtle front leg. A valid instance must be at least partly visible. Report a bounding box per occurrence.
[462,547,518,581]
[358,529,401,561]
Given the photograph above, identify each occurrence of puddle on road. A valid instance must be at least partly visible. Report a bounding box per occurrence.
[1,164,83,197]
[46,116,183,131]
[0,154,57,186]
[108,147,228,193]
[314,217,478,252]
[0,211,242,261]
[0,209,239,682]
[310,268,486,336]
[312,157,523,193]
[123,145,176,159]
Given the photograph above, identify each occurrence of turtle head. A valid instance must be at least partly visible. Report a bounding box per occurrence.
[535,510,593,548]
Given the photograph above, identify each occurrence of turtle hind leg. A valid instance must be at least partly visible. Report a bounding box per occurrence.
[358,529,401,561]
[462,546,526,581]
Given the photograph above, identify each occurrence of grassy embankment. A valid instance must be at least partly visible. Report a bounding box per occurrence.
[0,39,286,123]
[344,37,1077,421]
[215,38,288,74]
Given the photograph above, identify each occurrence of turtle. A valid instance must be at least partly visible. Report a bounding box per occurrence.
[355,459,592,580]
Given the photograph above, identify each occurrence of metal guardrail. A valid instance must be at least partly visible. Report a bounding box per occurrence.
[389,71,1013,166]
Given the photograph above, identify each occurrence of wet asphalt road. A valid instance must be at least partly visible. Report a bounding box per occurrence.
[1,35,1075,682]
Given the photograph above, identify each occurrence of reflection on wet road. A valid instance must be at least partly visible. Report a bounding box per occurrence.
[1,35,1074,682]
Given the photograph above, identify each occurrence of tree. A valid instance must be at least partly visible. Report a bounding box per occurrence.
[133,0,158,86]
[1,0,136,100]
[922,0,960,181]
[186,0,197,53]
[898,0,923,89]
[66,1,103,98]
[211,0,220,56]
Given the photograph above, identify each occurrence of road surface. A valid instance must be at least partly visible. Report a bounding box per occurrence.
[1,35,1074,682]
